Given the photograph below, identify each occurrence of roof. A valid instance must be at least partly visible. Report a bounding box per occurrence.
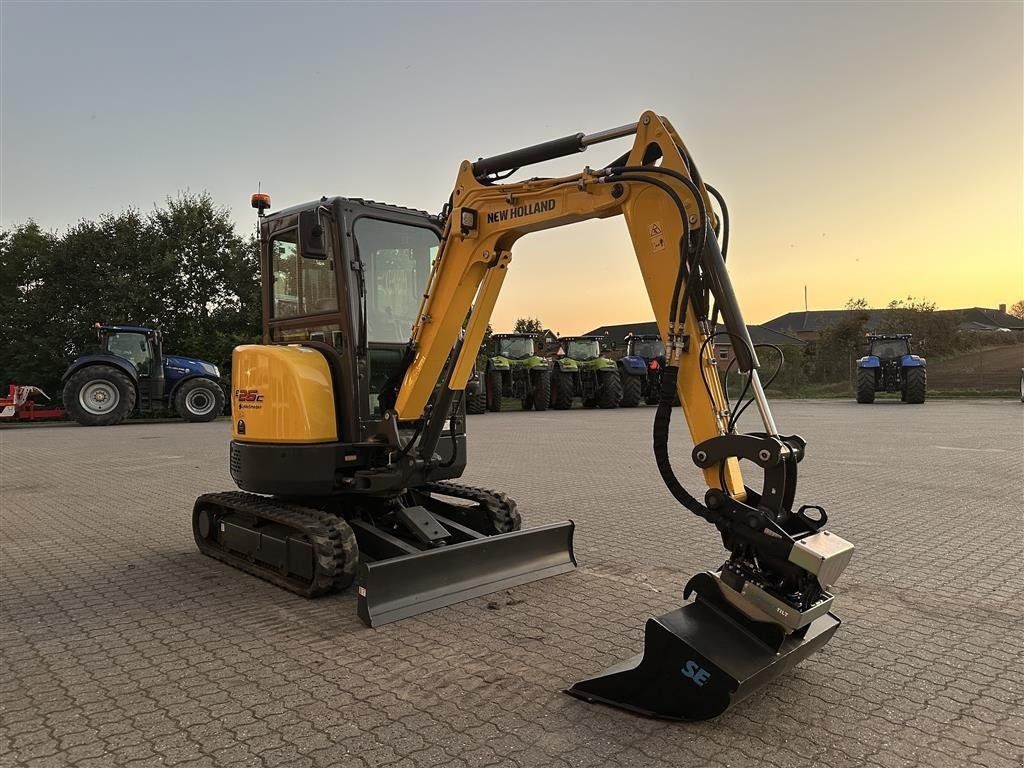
[582,322,659,341]
[714,325,806,347]
[763,307,1024,334]
[956,307,1024,330]
[581,322,804,346]
[98,324,155,334]
[762,310,889,333]
[269,196,436,222]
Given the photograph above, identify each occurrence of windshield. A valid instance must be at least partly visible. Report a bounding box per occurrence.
[870,339,910,358]
[565,339,600,360]
[497,337,534,359]
[629,338,665,359]
[355,218,440,344]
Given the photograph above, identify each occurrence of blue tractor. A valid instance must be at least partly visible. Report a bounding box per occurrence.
[62,324,225,426]
[856,333,926,404]
[617,334,669,407]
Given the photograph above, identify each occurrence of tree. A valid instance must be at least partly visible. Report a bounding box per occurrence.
[880,296,959,358]
[513,317,544,334]
[0,193,260,400]
[1011,300,1024,320]
[812,300,870,383]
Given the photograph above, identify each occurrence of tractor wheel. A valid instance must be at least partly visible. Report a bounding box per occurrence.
[63,366,136,426]
[620,373,641,407]
[466,390,487,414]
[531,370,551,411]
[904,366,926,404]
[645,371,661,405]
[175,378,226,422]
[856,369,875,404]
[552,371,575,410]
[486,369,503,412]
[596,369,623,409]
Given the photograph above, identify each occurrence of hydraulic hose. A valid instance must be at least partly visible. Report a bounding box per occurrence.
[652,364,723,527]
[604,172,696,333]
[606,166,709,332]
[705,184,729,332]
[600,170,722,529]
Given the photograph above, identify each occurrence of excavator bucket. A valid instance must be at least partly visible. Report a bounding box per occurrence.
[567,572,841,720]
[356,520,576,627]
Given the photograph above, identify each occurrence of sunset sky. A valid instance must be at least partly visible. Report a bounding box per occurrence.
[2,1,1021,332]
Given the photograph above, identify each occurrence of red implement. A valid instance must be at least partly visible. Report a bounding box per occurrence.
[0,385,66,422]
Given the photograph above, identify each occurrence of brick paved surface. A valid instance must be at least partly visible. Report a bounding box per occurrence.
[1,400,1021,768]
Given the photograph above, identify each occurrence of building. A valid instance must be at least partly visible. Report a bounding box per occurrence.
[762,305,1023,342]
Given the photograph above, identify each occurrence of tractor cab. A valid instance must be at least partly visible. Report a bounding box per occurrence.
[492,334,536,360]
[560,336,602,361]
[97,324,161,377]
[626,334,666,362]
[867,335,912,361]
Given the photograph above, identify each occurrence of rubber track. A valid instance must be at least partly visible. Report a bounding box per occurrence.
[193,491,358,598]
[421,481,522,534]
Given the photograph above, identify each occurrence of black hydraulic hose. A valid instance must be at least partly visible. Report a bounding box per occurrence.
[607,165,709,323]
[653,364,723,527]
[729,344,785,431]
[705,184,729,333]
[609,165,709,250]
[603,171,701,332]
[596,171,721,529]
[438,392,463,468]
[705,184,729,260]
[602,174,700,335]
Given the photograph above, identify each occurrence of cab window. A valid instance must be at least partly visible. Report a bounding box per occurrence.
[107,332,152,374]
[270,229,338,318]
[354,219,439,344]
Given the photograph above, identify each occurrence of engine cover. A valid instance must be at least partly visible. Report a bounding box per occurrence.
[231,345,337,444]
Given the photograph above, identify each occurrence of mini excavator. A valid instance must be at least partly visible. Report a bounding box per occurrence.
[193,111,854,720]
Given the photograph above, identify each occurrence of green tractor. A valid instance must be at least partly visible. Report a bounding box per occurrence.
[550,336,622,409]
[483,333,552,412]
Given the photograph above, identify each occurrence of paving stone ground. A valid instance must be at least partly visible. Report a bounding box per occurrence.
[1,399,1021,768]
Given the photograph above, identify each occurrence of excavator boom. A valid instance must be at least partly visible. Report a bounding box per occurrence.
[380,111,854,719]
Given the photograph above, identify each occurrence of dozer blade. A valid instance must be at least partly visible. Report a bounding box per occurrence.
[357,520,576,627]
[567,573,841,721]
